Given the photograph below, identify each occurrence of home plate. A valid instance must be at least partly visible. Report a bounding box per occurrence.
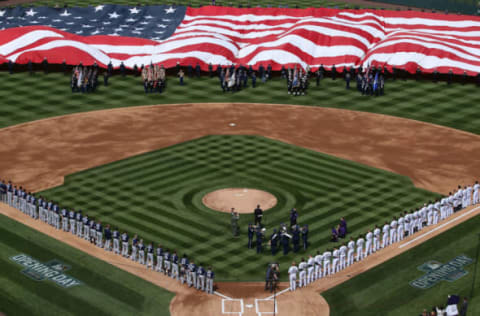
[245,304,253,308]
[229,123,236,127]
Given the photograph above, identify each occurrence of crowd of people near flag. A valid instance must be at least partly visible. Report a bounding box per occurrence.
[286,65,310,96]
[71,63,99,93]
[286,181,479,292]
[0,179,216,295]
[141,64,167,93]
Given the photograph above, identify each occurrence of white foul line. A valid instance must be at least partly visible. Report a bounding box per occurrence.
[265,287,291,300]
[399,205,480,249]
[215,291,233,300]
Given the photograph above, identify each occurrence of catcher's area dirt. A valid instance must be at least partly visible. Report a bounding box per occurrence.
[1,103,480,316]
[202,188,277,213]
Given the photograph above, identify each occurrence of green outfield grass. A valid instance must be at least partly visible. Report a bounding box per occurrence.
[0,214,174,316]
[0,72,479,134]
[5,0,367,9]
[39,135,440,282]
[323,211,480,316]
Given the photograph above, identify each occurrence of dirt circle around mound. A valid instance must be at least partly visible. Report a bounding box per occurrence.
[202,188,277,213]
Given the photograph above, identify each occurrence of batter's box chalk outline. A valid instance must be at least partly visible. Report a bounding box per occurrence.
[221,298,244,315]
[255,298,278,315]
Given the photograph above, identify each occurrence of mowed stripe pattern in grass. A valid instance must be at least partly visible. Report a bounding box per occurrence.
[0,72,479,134]
[40,135,440,281]
[323,213,480,316]
[0,214,174,316]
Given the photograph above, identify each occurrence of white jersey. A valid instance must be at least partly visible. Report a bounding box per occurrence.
[332,249,339,259]
[339,245,347,257]
[323,251,331,263]
[474,183,480,193]
[288,266,298,277]
[299,261,308,272]
[390,220,397,229]
[373,228,381,238]
[348,240,355,249]
[356,238,365,248]
[398,216,404,226]
[307,257,315,267]
[366,232,373,241]
[382,224,389,234]
[315,254,323,265]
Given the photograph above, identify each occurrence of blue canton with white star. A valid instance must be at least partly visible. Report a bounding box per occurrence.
[0,5,186,41]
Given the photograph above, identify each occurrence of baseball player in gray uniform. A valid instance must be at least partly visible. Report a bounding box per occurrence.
[171,251,179,280]
[95,221,103,247]
[82,214,89,239]
[206,267,214,294]
[138,239,145,265]
[146,243,154,269]
[164,249,171,276]
[121,232,129,257]
[130,234,138,261]
[6,182,12,206]
[76,210,83,238]
[155,245,164,272]
[68,209,76,234]
[48,200,55,226]
[197,265,206,291]
[474,181,479,205]
[112,228,120,254]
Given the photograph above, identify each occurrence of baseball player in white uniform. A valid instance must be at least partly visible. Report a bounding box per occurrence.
[462,186,469,208]
[474,181,479,205]
[427,206,433,226]
[364,231,373,257]
[314,251,323,279]
[382,222,389,248]
[331,248,339,274]
[389,217,397,244]
[356,236,364,262]
[432,204,440,225]
[397,214,404,241]
[339,244,347,270]
[298,258,307,287]
[347,238,355,266]
[288,262,298,291]
[373,225,381,252]
[307,255,315,284]
[323,249,331,277]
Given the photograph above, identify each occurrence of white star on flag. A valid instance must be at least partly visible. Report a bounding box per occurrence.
[154,31,165,34]
[103,21,111,25]
[25,8,38,17]
[75,30,83,34]
[157,24,167,28]
[144,15,154,19]
[60,10,71,17]
[140,21,149,25]
[126,18,136,23]
[109,12,120,19]
[73,16,83,19]
[94,5,104,12]
[165,6,176,14]
[129,7,140,14]
[52,19,61,22]
[82,24,93,28]
[0,10,6,17]
[91,29,100,35]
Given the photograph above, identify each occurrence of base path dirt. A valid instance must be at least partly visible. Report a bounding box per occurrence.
[2,203,479,315]
[202,188,277,214]
[0,103,479,195]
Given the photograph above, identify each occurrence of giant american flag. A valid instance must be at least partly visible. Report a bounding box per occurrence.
[1,4,480,75]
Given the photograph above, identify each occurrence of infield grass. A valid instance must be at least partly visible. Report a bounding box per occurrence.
[39,135,441,281]
[323,211,480,316]
[0,72,479,134]
[0,214,174,316]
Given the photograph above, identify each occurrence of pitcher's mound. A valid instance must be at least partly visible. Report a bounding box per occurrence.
[202,188,277,214]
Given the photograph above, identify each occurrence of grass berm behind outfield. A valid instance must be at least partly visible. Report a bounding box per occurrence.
[40,135,441,282]
[0,214,174,316]
[323,211,480,316]
[0,72,479,134]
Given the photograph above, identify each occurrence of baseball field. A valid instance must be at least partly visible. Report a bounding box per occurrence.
[1,1,480,315]
[0,213,174,315]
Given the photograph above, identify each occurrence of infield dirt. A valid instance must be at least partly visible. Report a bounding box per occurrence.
[1,103,479,315]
